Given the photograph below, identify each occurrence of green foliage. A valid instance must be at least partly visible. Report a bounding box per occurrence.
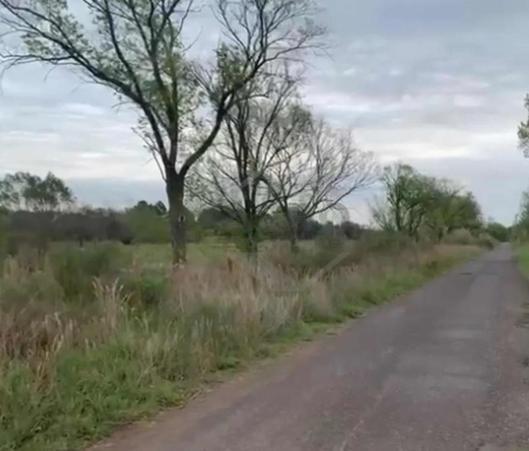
[121,269,168,307]
[517,244,529,277]
[372,164,483,241]
[513,189,529,241]
[124,206,170,244]
[0,210,7,261]
[0,172,74,212]
[485,222,510,242]
[424,188,482,240]
[444,229,496,249]
[196,208,242,239]
[0,342,188,451]
[372,164,436,237]
[476,233,497,249]
[444,229,475,245]
[122,201,202,244]
[47,243,129,302]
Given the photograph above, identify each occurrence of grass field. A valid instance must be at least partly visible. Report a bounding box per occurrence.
[0,239,482,451]
[126,239,320,267]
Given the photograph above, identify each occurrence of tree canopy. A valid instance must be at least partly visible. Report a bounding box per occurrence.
[372,164,482,240]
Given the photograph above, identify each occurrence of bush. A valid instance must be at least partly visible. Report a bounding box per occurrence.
[444,229,475,245]
[124,209,170,244]
[47,243,129,302]
[444,229,496,249]
[121,269,168,307]
[0,211,8,261]
[485,222,510,242]
[476,232,497,249]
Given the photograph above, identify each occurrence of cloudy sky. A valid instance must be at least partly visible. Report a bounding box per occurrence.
[1,0,529,225]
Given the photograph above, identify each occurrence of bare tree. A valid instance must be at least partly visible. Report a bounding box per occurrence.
[189,72,310,256]
[0,0,323,263]
[267,118,378,250]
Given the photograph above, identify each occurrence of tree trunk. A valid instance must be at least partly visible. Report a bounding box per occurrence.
[289,233,299,253]
[244,222,259,262]
[166,171,187,265]
[280,207,300,253]
[287,217,299,253]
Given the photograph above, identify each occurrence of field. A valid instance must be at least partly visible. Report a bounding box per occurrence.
[0,237,482,451]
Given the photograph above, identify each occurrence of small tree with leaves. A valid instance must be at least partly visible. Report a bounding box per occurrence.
[372,165,482,240]
[371,164,434,239]
[0,172,74,212]
[423,182,482,241]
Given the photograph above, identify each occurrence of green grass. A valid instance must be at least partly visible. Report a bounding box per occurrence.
[0,244,481,451]
[517,244,529,277]
[124,238,239,268]
[123,238,318,268]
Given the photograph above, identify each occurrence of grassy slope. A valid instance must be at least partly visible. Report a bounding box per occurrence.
[0,245,481,451]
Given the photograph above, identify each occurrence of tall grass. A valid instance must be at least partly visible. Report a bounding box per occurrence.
[516,243,529,277]
[0,238,481,451]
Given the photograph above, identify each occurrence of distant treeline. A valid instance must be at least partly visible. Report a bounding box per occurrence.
[0,171,368,254]
[0,203,367,248]
[0,170,511,256]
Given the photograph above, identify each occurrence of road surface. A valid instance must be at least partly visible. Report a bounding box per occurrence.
[93,245,529,451]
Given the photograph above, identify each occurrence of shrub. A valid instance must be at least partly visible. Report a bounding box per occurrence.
[485,222,510,242]
[444,229,474,245]
[476,232,497,249]
[47,243,129,302]
[444,229,497,249]
[121,269,168,307]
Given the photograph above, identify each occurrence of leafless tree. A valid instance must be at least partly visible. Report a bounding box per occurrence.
[0,0,324,263]
[189,71,310,256]
[267,119,378,250]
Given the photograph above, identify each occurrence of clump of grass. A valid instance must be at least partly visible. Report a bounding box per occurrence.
[48,242,129,302]
[517,244,529,277]
[0,239,482,450]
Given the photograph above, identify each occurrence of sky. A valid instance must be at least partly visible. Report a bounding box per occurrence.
[1,0,529,225]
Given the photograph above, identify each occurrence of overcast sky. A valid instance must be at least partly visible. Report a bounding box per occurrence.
[1,0,529,225]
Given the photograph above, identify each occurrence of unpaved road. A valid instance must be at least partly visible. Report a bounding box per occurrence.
[93,245,529,451]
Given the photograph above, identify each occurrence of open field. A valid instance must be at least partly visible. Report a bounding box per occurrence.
[0,238,482,451]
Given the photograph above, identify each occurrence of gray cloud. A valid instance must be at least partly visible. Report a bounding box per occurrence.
[1,0,529,225]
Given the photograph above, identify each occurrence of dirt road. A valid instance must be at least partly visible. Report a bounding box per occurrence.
[93,245,529,451]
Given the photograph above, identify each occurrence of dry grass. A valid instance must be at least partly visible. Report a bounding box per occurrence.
[0,239,481,451]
